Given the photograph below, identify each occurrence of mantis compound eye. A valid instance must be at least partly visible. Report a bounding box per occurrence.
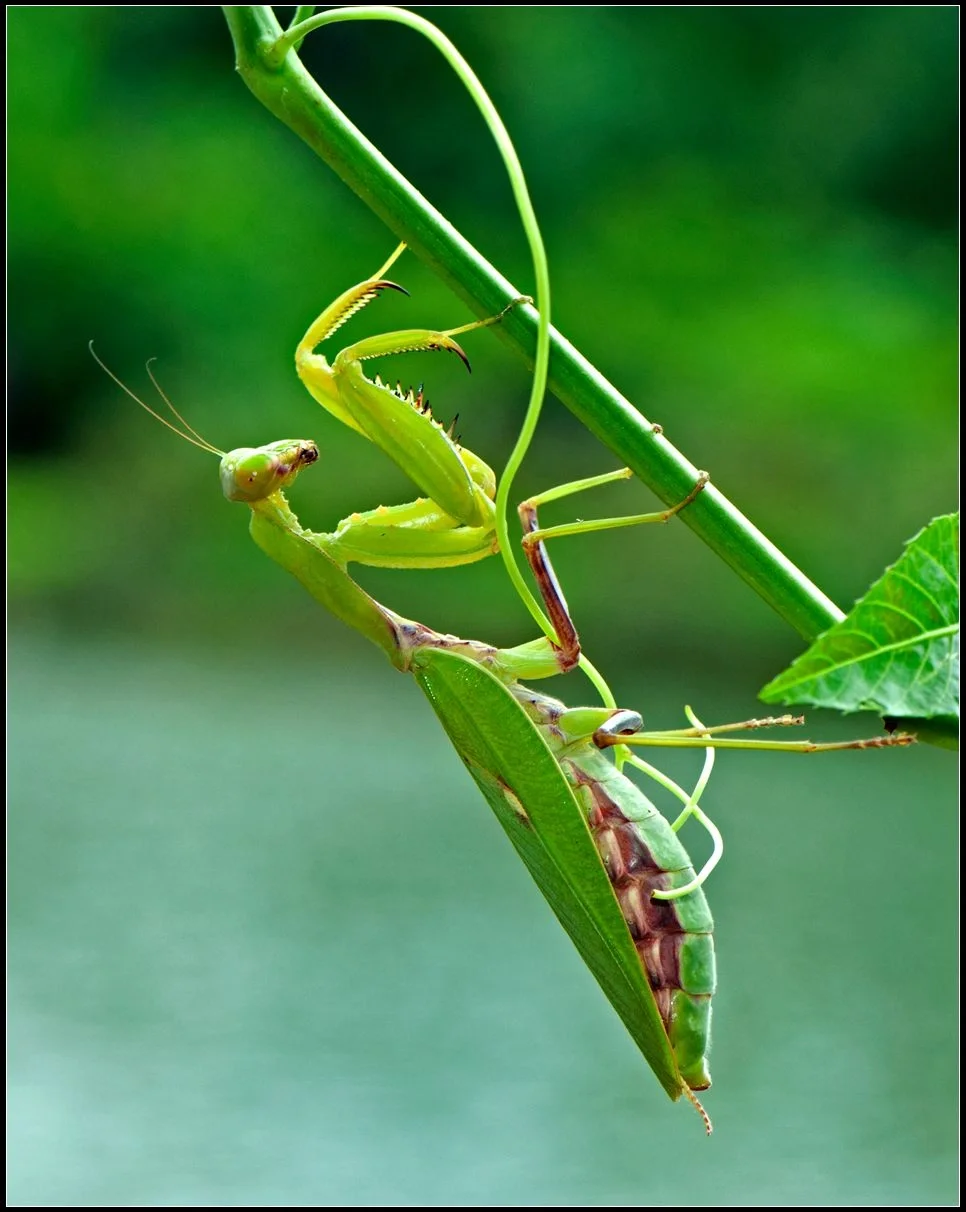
[220,439,320,502]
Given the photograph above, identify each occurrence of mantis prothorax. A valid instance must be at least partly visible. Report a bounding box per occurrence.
[91,256,913,1132]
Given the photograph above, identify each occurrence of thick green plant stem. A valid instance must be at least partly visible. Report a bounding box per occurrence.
[222,5,844,642]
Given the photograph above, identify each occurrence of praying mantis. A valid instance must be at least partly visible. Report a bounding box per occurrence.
[92,248,913,1133]
[91,5,918,1133]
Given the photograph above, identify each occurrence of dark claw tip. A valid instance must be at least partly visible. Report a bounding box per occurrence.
[374,279,410,297]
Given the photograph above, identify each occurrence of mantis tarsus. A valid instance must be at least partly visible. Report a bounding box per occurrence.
[92,252,913,1133]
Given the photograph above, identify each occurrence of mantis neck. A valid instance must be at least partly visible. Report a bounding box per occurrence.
[248,493,410,670]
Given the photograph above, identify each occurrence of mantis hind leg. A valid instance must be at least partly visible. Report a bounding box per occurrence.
[519,470,710,670]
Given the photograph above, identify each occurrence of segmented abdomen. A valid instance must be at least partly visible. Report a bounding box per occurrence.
[563,757,716,1091]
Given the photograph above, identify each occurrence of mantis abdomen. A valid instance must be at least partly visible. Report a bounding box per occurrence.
[564,753,715,1092]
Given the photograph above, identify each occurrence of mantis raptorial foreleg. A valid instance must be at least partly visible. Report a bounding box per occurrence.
[292,246,710,669]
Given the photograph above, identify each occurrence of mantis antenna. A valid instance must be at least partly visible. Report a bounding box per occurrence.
[89,341,224,457]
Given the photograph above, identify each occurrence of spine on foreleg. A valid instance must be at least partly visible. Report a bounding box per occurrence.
[563,757,716,1091]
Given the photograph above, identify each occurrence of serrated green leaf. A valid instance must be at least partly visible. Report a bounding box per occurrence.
[760,515,959,728]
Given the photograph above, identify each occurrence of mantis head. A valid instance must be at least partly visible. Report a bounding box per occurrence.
[90,343,320,505]
[219,440,319,503]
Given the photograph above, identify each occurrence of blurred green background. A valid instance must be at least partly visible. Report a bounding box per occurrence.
[8,7,957,1206]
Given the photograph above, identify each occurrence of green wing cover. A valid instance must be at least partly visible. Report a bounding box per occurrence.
[413,647,685,1100]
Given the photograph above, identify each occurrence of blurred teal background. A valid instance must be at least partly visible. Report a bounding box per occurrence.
[8,7,957,1205]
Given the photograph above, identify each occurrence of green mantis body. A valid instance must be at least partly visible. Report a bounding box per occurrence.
[97,254,911,1131]
[93,3,920,1136]
[239,438,718,1115]
[97,252,725,1122]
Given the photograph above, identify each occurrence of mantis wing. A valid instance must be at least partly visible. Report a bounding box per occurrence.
[412,647,687,1101]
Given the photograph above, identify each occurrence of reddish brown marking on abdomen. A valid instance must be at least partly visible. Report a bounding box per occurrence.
[565,763,690,1030]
